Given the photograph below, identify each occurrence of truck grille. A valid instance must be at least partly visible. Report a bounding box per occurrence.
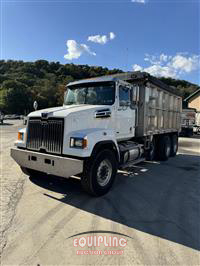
[27,118,64,154]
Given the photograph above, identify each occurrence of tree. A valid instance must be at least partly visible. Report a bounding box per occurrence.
[3,86,32,114]
[0,59,198,114]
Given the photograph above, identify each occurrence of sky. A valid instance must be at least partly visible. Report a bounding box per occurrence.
[1,0,200,85]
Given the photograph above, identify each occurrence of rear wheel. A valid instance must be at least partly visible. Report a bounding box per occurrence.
[157,135,171,161]
[170,134,178,157]
[81,149,117,196]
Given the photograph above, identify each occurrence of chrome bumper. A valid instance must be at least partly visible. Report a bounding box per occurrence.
[11,148,83,178]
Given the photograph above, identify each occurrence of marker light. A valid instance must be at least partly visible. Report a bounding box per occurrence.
[18,132,24,141]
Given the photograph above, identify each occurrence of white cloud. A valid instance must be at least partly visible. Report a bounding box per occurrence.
[88,32,116,45]
[110,32,116,40]
[170,54,199,73]
[160,53,168,62]
[64,40,96,60]
[144,54,160,65]
[132,53,200,78]
[144,53,169,65]
[88,35,108,45]
[139,65,177,78]
[132,64,143,71]
[131,0,146,4]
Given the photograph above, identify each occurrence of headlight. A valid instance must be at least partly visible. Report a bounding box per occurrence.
[18,132,24,141]
[70,137,88,149]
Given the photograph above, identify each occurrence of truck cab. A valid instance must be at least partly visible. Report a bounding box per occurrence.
[64,78,137,141]
[11,72,181,196]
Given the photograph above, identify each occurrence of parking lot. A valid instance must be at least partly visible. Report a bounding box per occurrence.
[1,120,200,265]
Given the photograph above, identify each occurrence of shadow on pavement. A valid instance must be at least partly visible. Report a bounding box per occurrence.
[29,153,200,251]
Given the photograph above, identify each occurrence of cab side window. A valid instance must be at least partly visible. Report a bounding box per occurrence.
[119,86,130,106]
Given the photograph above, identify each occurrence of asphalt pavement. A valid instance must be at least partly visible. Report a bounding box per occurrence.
[1,120,200,265]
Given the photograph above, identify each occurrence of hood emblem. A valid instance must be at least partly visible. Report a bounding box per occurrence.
[41,112,48,119]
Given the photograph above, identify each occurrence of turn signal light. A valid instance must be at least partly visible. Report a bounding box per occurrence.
[18,132,24,141]
[82,139,88,149]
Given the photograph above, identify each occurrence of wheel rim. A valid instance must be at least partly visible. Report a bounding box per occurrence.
[97,159,112,187]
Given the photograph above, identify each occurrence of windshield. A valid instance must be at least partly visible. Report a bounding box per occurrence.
[64,82,115,106]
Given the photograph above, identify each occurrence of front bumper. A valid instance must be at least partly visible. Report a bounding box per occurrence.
[11,148,83,178]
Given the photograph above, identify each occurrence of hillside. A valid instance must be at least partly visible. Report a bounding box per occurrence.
[0,60,199,114]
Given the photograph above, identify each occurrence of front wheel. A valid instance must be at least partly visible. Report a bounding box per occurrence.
[81,149,117,196]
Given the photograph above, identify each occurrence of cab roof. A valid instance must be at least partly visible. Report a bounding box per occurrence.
[67,71,181,97]
[67,71,145,87]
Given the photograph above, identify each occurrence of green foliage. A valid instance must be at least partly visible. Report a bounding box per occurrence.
[0,60,199,114]
[3,87,32,115]
[158,77,198,99]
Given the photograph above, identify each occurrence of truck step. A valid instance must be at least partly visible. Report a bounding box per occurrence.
[119,157,145,169]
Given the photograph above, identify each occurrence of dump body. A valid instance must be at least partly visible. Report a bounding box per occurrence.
[114,72,182,137]
[135,82,182,137]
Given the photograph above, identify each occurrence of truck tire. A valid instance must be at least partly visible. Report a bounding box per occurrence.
[157,135,171,161]
[170,134,178,157]
[81,149,117,196]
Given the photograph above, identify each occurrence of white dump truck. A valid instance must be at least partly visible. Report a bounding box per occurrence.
[180,108,196,137]
[193,111,200,134]
[11,72,182,196]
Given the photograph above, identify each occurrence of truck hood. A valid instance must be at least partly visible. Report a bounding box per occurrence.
[28,105,111,118]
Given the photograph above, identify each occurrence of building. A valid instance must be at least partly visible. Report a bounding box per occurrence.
[184,88,200,112]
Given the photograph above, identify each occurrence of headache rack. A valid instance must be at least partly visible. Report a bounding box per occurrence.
[26,118,64,155]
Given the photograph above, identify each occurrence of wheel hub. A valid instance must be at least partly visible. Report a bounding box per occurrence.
[97,159,112,187]
[99,166,109,180]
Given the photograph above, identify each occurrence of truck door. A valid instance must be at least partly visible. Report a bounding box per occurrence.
[116,84,136,140]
